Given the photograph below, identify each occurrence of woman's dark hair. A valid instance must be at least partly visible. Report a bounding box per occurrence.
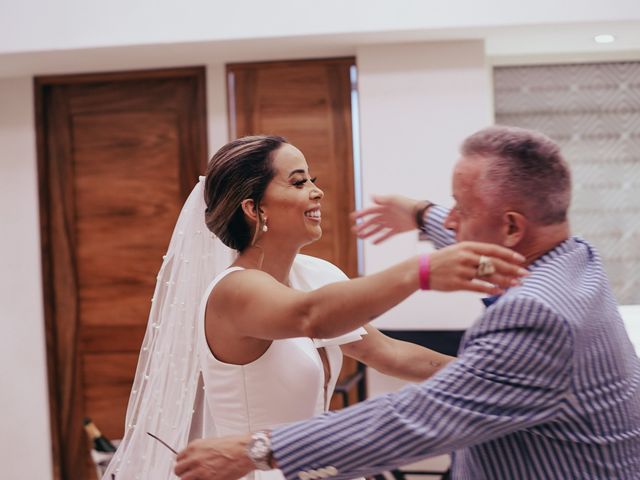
[204,135,287,251]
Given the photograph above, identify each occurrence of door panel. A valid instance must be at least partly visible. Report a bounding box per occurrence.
[74,110,181,327]
[228,58,358,278]
[35,67,207,480]
[227,58,361,408]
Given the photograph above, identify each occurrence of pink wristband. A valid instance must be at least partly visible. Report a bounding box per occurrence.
[419,254,430,290]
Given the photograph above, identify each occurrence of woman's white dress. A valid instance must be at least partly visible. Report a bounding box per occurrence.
[197,255,366,480]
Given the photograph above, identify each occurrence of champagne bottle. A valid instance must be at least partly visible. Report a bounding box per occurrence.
[83,417,117,453]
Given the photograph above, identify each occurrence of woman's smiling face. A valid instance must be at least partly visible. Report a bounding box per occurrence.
[259,143,324,248]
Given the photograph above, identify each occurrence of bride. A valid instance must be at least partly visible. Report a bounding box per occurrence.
[102,135,526,480]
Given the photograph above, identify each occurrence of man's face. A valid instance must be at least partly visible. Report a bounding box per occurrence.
[444,155,504,244]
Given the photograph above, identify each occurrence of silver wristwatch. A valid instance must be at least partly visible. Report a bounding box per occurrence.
[247,430,273,470]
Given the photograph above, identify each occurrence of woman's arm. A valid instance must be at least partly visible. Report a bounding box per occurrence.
[211,241,526,341]
[341,325,454,382]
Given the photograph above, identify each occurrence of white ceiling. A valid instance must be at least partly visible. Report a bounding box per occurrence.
[0,13,638,78]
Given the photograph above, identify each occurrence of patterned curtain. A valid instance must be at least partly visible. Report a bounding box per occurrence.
[494,62,640,305]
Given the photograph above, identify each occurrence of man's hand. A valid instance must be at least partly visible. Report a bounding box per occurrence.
[351,195,424,244]
[174,435,255,480]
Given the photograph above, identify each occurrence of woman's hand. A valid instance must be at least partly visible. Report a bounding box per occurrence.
[429,242,528,295]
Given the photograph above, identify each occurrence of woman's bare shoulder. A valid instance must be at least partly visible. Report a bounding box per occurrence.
[208,268,280,308]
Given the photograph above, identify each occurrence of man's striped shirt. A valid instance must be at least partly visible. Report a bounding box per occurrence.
[271,205,640,479]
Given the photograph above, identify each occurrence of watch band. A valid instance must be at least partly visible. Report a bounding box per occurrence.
[414,200,434,230]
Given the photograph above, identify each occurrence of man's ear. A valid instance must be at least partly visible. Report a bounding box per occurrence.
[241,199,259,223]
[503,211,527,248]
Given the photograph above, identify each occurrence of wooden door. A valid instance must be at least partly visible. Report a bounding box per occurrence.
[227,57,358,278]
[227,58,361,408]
[35,67,208,480]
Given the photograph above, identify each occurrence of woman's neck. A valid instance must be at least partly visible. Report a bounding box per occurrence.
[234,242,299,285]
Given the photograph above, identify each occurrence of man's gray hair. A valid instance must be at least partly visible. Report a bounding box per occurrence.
[461,126,571,225]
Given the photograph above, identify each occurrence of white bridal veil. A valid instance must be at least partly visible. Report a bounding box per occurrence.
[102,177,232,480]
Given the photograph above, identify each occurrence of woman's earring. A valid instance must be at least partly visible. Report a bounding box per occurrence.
[262,218,268,232]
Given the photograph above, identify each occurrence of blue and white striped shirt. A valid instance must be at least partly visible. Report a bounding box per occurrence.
[271,205,640,479]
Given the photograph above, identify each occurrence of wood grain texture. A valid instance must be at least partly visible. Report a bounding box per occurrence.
[36,66,207,480]
[73,110,181,327]
[228,58,358,278]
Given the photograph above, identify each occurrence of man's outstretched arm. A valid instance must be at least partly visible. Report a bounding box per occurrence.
[175,298,572,480]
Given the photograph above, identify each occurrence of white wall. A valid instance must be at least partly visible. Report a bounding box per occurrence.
[205,63,230,155]
[357,40,493,332]
[2,0,639,54]
[620,306,640,355]
[0,76,53,480]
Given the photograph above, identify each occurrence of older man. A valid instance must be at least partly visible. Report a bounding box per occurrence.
[175,126,640,479]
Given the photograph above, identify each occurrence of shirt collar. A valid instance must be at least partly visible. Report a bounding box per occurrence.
[481,237,579,309]
[529,236,577,270]
[482,295,501,308]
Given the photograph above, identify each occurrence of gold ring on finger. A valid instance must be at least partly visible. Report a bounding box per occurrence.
[476,255,496,277]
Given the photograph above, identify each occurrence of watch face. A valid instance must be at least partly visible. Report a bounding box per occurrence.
[251,438,268,456]
[248,431,272,470]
